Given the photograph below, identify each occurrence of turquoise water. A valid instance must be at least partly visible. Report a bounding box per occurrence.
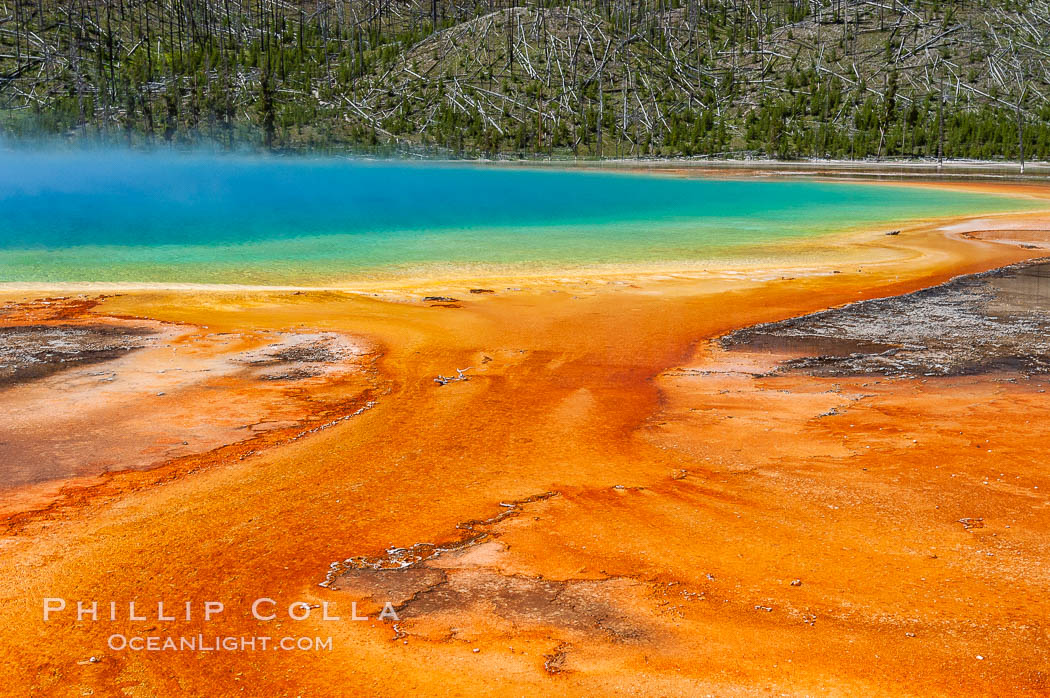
[0,150,1040,284]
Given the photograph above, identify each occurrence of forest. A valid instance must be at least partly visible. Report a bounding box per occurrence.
[1,0,1048,160]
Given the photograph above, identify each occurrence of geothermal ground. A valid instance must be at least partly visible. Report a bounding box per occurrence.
[1,195,1050,696]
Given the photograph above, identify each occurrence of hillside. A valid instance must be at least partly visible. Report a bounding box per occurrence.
[2,0,1049,160]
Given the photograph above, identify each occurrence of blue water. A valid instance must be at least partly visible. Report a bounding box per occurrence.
[0,150,1038,284]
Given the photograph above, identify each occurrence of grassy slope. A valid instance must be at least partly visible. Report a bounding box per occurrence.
[1,0,1049,159]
